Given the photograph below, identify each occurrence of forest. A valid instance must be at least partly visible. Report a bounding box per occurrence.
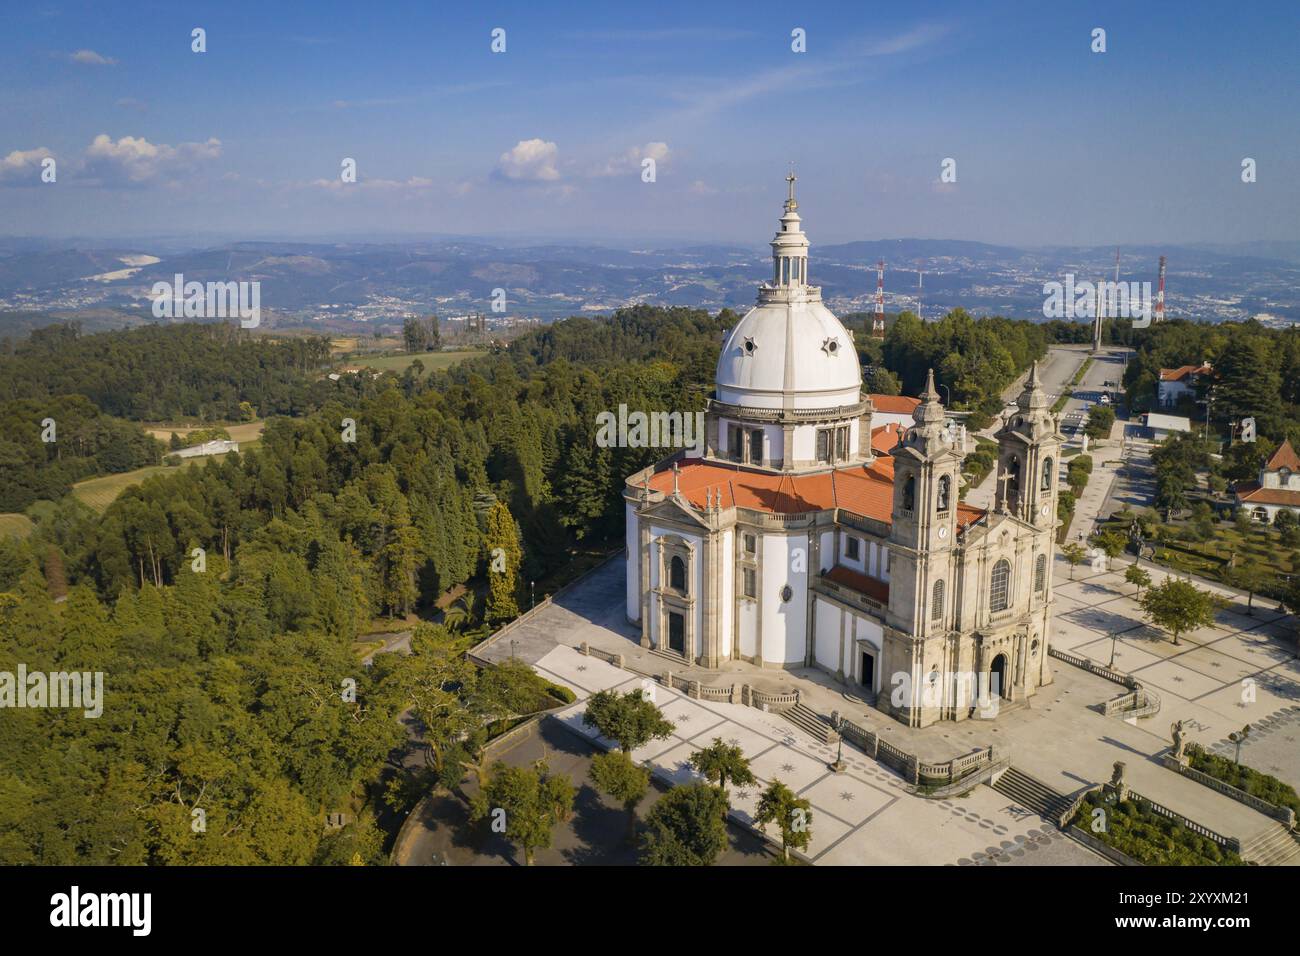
[0,303,1055,864]
[1122,317,1300,447]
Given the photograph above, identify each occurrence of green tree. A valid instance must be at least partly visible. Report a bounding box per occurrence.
[1226,559,1270,616]
[1139,577,1227,646]
[582,688,676,753]
[1124,564,1151,599]
[484,500,522,624]
[1091,531,1127,568]
[754,779,813,864]
[470,760,575,866]
[1062,543,1085,580]
[689,737,756,808]
[641,783,729,866]
[589,750,651,843]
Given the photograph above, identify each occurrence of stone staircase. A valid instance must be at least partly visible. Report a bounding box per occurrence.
[1239,824,1300,866]
[781,702,837,745]
[991,766,1074,825]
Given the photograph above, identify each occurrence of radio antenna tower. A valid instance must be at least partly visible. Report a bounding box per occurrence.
[1155,255,1167,324]
[872,260,886,338]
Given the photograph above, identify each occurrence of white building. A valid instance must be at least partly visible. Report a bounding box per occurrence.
[1156,363,1211,409]
[1142,412,1193,441]
[175,439,239,459]
[1234,439,1300,523]
[623,175,1063,727]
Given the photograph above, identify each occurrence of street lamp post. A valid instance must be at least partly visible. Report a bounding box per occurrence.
[1108,631,1119,669]
[939,383,951,407]
[829,711,846,773]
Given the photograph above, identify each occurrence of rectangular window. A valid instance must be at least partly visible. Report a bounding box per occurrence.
[845,536,860,561]
[743,533,756,555]
[816,428,830,463]
[742,567,756,598]
[835,425,849,461]
[728,425,743,461]
[749,429,763,465]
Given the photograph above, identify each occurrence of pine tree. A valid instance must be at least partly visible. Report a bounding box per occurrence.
[484,500,522,623]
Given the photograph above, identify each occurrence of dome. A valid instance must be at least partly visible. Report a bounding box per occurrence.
[715,297,862,409]
[714,171,862,411]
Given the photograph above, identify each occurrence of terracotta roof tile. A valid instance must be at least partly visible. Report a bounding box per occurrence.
[1234,480,1300,506]
[641,457,987,530]
[869,394,921,415]
[823,564,889,604]
[1265,439,1300,472]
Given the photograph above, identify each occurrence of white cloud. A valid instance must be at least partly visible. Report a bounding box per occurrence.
[82,134,222,185]
[592,142,671,177]
[0,147,54,185]
[688,179,717,196]
[308,176,435,193]
[494,139,561,182]
[68,49,117,65]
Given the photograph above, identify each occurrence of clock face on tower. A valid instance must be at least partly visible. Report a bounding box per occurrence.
[1040,503,1051,517]
[937,525,948,539]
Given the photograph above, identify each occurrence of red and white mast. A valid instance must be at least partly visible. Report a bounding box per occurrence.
[1155,255,1166,324]
[872,260,886,338]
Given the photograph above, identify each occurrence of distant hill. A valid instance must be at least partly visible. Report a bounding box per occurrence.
[0,236,1295,326]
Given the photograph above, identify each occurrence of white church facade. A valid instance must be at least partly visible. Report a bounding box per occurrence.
[624,175,1064,727]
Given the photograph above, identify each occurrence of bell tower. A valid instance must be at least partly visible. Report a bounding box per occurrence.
[993,361,1062,529]
[878,370,964,725]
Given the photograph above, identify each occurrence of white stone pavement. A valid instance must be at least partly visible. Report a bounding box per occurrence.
[534,643,1104,866]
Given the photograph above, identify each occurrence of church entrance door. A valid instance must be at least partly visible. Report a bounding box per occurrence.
[990,653,1008,699]
[860,651,875,693]
[668,612,685,655]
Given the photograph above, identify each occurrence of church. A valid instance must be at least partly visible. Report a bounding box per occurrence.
[623,175,1063,727]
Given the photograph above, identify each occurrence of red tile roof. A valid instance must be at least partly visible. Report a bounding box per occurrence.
[871,422,903,454]
[1265,439,1300,472]
[823,564,889,604]
[1234,481,1300,506]
[642,457,986,530]
[869,394,921,415]
[1158,364,1211,383]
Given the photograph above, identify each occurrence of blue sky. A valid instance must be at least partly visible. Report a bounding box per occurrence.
[1,0,1297,246]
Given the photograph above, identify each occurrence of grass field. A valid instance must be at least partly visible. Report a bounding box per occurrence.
[144,421,266,443]
[72,449,250,512]
[341,350,479,376]
[0,514,35,539]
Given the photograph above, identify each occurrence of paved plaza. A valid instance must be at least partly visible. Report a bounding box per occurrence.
[535,644,1103,865]
[475,541,1300,863]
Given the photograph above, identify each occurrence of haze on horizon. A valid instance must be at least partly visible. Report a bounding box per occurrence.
[1,0,1297,248]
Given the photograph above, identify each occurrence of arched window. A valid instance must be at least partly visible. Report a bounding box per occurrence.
[936,475,951,513]
[1034,554,1047,593]
[902,475,916,512]
[990,559,1011,612]
[1008,457,1021,492]
[932,579,945,622]
[669,555,686,592]
[1041,457,1054,491]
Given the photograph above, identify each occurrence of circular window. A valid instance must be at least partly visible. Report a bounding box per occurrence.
[1031,638,1040,654]
[780,584,793,603]
[743,336,757,355]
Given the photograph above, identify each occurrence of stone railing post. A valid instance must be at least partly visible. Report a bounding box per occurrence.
[613,653,624,670]
[665,670,673,690]
[579,642,589,656]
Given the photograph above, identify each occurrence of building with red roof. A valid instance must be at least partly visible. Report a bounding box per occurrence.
[622,176,1066,727]
[1233,438,1300,523]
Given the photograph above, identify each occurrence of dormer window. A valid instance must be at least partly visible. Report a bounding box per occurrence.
[743,336,757,356]
[822,337,840,356]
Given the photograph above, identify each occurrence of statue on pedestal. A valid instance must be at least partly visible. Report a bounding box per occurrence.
[1107,760,1129,802]
[1170,719,1187,762]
